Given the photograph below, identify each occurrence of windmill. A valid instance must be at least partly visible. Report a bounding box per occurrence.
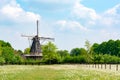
[22,20,54,59]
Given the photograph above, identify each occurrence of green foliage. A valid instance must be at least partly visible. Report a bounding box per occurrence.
[93,54,120,64]
[85,40,91,53]
[13,55,23,64]
[70,48,81,56]
[93,54,104,63]
[24,48,30,54]
[42,42,57,54]
[57,50,69,57]
[0,46,2,56]
[0,40,23,64]
[0,40,11,47]
[92,39,120,56]
[103,54,120,64]
[0,57,5,64]
[70,48,87,56]
[2,47,15,63]
[92,43,99,53]
[13,50,23,64]
[1,39,120,64]
[69,47,92,63]
[63,55,73,63]
[63,55,88,63]
[15,50,23,54]
[0,40,12,56]
[57,50,70,62]
[73,55,87,63]
[42,42,60,64]
[23,59,42,65]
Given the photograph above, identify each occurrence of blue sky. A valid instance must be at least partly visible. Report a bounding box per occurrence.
[0,0,120,51]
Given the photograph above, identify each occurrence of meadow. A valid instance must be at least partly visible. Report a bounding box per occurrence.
[0,64,120,80]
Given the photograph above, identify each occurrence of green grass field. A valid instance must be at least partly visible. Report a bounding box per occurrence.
[0,64,120,80]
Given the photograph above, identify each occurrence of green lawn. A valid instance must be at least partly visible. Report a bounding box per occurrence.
[0,64,120,80]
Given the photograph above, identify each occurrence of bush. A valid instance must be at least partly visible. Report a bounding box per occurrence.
[103,54,120,64]
[42,54,61,64]
[93,54,104,64]
[11,56,23,64]
[63,55,87,64]
[93,54,120,64]
[63,56,73,63]
[2,47,15,64]
[0,57,5,64]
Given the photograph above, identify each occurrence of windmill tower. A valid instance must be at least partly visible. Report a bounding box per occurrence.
[22,20,54,59]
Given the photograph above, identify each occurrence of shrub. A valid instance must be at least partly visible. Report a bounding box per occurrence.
[0,57,5,64]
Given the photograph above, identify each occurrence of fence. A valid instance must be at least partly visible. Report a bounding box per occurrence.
[82,64,120,71]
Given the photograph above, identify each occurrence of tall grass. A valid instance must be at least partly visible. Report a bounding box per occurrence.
[0,65,120,80]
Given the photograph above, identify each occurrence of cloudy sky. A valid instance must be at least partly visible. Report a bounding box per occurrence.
[0,0,120,51]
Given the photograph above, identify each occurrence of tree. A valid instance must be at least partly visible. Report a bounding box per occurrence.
[42,42,60,64]
[17,50,23,55]
[0,40,12,56]
[92,39,120,56]
[24,48,30,54]
[93,54,104,63]
[0,40,11,47]
[0,46,2,56]
[57,50,69,57]
[79,48,87,55]
[92,43,99,53]
[2,47,14,63]
[97,42,107,54]
[57,50,70,62]
[70,48,87,56]
[106,40,115,55]
[0,57,5,64]
[115,40,120,56]
[84,40,92,54]
[0,40,23,64]
[70,48,81,56]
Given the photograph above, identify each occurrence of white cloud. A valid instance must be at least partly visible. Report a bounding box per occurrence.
[70,1,101,28]
[0,0,41,24]
[100,30,120,39]
[105,4,120,16]
[71,2,100,21]
[99,17,115,26]
[56,20,88,31]
[100,4,120,27]
[71,2,120,28]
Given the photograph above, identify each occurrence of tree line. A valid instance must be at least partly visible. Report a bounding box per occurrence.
[0,39,120,64]
[0,40,22,64]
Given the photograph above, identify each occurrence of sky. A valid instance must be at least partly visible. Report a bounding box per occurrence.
[0,0,120,51]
